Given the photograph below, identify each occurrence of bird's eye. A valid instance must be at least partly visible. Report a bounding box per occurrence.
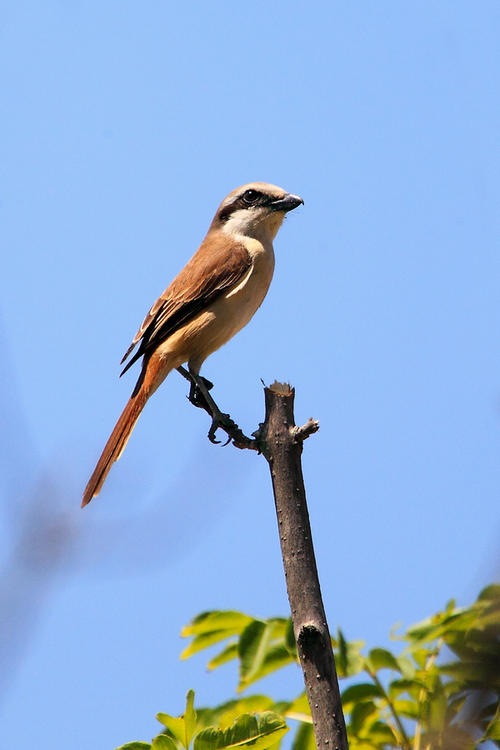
[242,189,260,205]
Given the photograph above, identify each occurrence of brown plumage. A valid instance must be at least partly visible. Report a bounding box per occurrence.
[82,182,303,507]
[82,365,151,505]
[120,239,252,376]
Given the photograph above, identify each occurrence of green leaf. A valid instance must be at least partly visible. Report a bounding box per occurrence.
[156,715,186,747]
[439,659,500,688]
[182,611,252,638]
[193,712,288,750]
[483,703,500,740]
[364,722,398,745]
[182,631,241,660]
[184,690,197,748]
[395,655,415,678]
[284,619,297,658]
[153,737,180,750]
[388,677,426,700]
[428,680,447,732]
[349,701,378,734]
[291,721,315,750]
[392,699,419,720]
[115,744,152,750]
[366,648,400,673]
[240,645,293,691]
[208,643,239,670]
[336,629,365,678]
[411,648,432,668]
[341,683,383,708]
[406,607,478,647]
[286,694,311,723]
[239,622,275,689]
[477,584,500,602]
[207,697,277,730]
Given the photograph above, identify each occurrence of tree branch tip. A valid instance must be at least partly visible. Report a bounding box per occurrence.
[293,418,320,442]
[268,380,294,396]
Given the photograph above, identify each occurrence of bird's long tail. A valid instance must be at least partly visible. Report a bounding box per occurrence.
[82,356,169,507]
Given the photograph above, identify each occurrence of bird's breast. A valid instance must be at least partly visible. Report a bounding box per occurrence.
[184,239,274,367]
[156,239,275,372]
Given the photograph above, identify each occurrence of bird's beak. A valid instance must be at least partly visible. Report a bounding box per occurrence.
[271,193,304,212]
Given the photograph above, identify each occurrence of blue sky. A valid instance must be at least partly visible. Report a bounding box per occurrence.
[1,2,499,748]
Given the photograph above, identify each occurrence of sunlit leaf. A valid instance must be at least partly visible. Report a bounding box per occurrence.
[341,683,383,708]
[237,620,293,690]
[349,701,378,734]
[115,744,152,750]
[482,703,500,740]
[239,621,272,686]
[155,715,186,747]
[193,712,288,750]
[478,584,500,602]
[208,643,239,670]
[406,608,478,646]
[395,655,415,678]
[364,721,398,745]
[153,737,179,750]
[286,694,311,723]
[388,677,426,700]
[439,659,500,688]
[211,697,278,729]
[182,631,240,660]
[392,699,419,720]
[184,690,197,748]
[182,612,252,638]
[411,648,433,668]
[241,645,293,691]
[291,721,315,750]
[428,680,447,732]
[366,648,400,673]
[336,629,365,678]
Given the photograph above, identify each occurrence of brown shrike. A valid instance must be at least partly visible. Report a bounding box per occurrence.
[82,182,303,507]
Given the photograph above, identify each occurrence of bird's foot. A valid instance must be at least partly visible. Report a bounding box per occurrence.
[186,375,214,409]
[208,411,237,446]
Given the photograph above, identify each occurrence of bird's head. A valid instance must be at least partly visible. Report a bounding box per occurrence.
[210,182,303,244]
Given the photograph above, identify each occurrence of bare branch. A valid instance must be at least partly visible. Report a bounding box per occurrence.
[181,373,348,750]
[292,417,320,442]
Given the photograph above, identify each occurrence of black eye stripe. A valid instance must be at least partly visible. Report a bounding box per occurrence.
[217,190,272,222]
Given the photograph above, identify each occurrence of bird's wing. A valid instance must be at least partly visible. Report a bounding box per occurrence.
[120,237,252,375]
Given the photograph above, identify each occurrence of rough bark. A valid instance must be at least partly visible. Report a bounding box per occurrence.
[258,382,348,750]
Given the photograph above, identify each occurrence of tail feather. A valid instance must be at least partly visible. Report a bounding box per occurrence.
[82,388,148,507]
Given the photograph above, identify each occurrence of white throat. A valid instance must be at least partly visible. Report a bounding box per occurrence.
[221,208,285,247]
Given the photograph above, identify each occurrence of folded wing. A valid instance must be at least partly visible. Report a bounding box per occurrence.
[120,238,252,376]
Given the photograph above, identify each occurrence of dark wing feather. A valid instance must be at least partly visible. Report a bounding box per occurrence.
[120,238,251,375]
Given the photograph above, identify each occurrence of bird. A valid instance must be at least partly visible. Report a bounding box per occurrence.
[82,182,303,507]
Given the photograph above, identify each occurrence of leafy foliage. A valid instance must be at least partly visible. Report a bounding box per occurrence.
[116,690,287,750]
[116,586,499,750]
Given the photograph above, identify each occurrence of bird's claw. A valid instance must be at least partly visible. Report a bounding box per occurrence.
[208,413,234,446]
[188,374,215,409]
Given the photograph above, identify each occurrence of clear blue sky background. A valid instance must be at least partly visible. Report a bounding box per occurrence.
[1,2,499,748]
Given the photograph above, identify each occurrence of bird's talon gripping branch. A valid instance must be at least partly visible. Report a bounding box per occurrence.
[208,421,221,444]
[187,383,208,410]
[207,412,234,444]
